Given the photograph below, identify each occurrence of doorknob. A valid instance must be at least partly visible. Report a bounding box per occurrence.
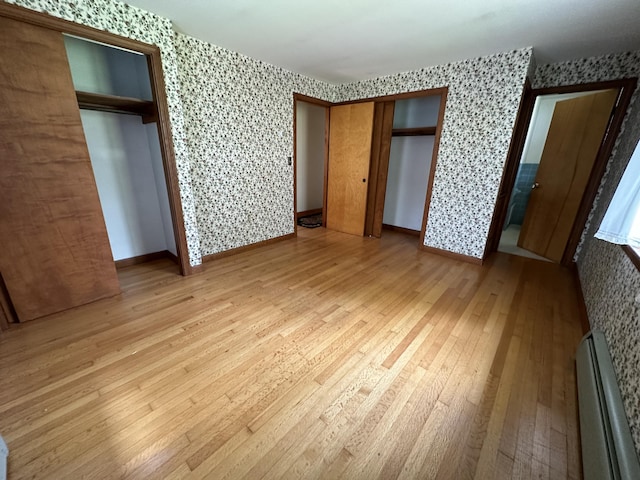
[531,182,540,190]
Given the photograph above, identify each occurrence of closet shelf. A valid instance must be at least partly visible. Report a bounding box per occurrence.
[392,126,437,137]
[75,91,156,123]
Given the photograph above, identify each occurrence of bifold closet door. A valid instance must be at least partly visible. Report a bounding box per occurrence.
[0,16,120,322]
[326,102,375,236]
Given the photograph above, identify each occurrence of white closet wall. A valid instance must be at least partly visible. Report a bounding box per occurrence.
[63,35,151,99]
[64,35,175,260]
[383,136,435,231]
[392,96,440,129]
[296,102,325,213]
[81,111,170,260]
[146,123,177,255]
[383,95,440,232]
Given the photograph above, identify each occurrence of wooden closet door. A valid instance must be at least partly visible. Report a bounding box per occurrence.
[0,17,120,322]
[326,102,375,236]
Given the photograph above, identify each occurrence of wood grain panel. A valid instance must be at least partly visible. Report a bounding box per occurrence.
[0,17,120,321]
[519,89,618,262]
[371,102,396,238]
[0,228,584,478]
[326,103,375,236]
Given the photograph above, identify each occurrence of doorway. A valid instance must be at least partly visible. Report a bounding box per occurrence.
[380,95,442,238]
[64,35,179,270]
[488,79,637,265]
[293,94,331,232]
[293,89,448,249]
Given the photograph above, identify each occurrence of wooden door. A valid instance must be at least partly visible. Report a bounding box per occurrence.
[326,102,375,236]
[518,89,618,262]
[0,17,120,322]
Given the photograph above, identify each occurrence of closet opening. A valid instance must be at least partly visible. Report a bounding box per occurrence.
[293,94,331,232]
[0,3,191,327]
[379,94,442,239]
[63,34,185,274]
[294,88,447,250]
[364,88,447,248]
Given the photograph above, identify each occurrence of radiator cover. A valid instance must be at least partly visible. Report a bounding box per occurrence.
[576,330,640,480]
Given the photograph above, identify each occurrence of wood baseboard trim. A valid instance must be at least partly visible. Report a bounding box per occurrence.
[202,233,296,264]
[570,262,591,335]
[115,250,175,269]
[420,244,484,265]
[296,208,322,218]
[382,224,421,237]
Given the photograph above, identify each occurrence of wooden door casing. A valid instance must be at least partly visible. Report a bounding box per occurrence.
[326,102,375,236]
[0,17,120,321]
[518,89,619,262]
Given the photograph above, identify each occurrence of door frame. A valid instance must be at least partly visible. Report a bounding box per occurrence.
[484,77,637,265]
[293,87,448,244]
[0,2,193,275]
[292,93,332,235]
[334,87,449,244]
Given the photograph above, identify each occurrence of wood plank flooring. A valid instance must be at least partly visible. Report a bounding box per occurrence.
[0,228,584,479]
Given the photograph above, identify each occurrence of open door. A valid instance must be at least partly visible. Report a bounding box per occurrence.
[326,102,375,236]
[518,89,619,262]
[0,17,120,322]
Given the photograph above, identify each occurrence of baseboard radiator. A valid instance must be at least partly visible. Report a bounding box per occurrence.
[576,330,640,480]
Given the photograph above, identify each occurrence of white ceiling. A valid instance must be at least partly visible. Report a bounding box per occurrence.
[125,0,640,84]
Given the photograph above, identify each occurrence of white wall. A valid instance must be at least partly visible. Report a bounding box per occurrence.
[296,102,325,213]
[383,136,435,231]
[146,124,177,255]
[81,111,170,260]
[393,96,441,128]
[63,35,152,99]
[521,91,606,164]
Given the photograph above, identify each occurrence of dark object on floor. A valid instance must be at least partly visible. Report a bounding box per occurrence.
[297,213,322,228]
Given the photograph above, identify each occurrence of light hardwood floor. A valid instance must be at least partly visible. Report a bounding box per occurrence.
[0,228,584,479]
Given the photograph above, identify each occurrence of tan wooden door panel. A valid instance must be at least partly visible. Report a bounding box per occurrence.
[0,17,120,321]
[326,102,375,236]
[518,89,618,262]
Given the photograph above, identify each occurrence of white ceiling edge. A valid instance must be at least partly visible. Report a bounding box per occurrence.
[124,0,640,84]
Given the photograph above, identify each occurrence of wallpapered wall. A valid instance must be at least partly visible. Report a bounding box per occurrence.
[173,34,337,256]
[535,50,640,454]
[174,37,531,258]
[4,0,531,263]
[336,49,533,258]
[5,0,204,266]
[6,0,640,458]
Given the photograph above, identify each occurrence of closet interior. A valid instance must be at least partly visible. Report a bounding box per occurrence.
[64,35,178,266]
[313,90,445,245]
[0,5,186,326]
[295,100,327,223]
[382,95,441,235]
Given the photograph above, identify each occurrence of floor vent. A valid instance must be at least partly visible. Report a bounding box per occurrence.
[576,330,640,480]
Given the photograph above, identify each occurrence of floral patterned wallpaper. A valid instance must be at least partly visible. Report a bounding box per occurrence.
[5,0,640,461]
[173,34,337,256]
[336,49,534,258]
[3,0,532,263]
[535,51,640,454]
[4,0,204,265]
